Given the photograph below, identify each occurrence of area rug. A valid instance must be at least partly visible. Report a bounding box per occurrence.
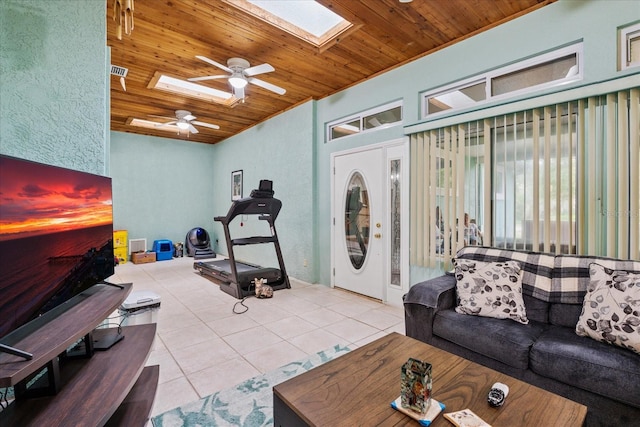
[151,344,351,427]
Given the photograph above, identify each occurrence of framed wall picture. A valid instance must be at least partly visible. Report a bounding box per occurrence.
[232,170,243,201]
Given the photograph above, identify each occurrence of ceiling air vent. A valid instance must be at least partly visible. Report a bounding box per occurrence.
[110,65,128,77]
[111,65,128,91]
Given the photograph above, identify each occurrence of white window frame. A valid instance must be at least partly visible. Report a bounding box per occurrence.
[422,78,486,117]
[620,22,640,70]
[326,100,403,142]
[421,43,583,119]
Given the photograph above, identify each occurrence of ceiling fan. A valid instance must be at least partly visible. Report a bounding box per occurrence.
[153,110,220,134]
[188,56,286,100]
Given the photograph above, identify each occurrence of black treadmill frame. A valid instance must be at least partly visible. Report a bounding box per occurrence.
[194,194,291,298]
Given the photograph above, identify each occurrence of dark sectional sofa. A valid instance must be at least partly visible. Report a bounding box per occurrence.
[404,247,640,427]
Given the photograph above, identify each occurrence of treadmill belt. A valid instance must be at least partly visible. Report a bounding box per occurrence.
[194,259,286,298]
[198,259,259,273]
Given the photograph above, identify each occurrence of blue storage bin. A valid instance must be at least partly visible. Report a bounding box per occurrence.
[152,239,173,261]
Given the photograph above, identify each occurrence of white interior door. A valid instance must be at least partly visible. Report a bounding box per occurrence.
[333,148,384,300]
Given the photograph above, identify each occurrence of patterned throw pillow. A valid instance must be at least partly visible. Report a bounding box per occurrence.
[575,263,640,355]
[453,260,528,324]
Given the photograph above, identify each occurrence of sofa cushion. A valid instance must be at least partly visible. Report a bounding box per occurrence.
[454,260,528,324]
[549,303,582,327]
[575,263,640,355]
[433,309,547,370]
[530,326,640,407]
[524,294,549,324]
[552,254,640,304]
[455,247,555,302]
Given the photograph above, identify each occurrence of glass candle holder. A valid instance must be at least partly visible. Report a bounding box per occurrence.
[400,358,432,414]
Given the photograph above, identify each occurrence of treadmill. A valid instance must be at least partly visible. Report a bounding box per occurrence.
[193,180,290,299]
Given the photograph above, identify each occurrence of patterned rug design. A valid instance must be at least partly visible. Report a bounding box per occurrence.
[151,344,351,427]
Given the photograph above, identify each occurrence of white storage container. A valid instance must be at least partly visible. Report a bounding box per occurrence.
[119,290,161,326]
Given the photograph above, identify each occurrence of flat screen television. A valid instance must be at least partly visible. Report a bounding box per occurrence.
[0,154,115,354]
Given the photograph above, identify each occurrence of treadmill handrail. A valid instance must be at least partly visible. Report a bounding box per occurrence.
[231,236,277,246]
[214,196,282,224]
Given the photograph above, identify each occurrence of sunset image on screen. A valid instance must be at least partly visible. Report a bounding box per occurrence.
[0,157,113,241]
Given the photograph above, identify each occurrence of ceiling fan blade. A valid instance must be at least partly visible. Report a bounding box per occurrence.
[195,55,233,73]
[244,63,275,76]
[183,114,196,121]
[248,77,286,95]
[192,120,220,130]
[188,124,199,134]
[187,75,229,82]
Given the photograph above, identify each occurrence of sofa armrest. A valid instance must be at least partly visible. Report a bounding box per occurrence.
[403,274,457,344]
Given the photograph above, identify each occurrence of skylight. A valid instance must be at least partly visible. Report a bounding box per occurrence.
[224,0,353,49]
[147,72,238,106]
[248,1,343,38]
[127,118,181,133]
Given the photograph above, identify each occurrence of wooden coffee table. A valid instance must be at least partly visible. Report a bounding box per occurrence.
[273,332,586,426]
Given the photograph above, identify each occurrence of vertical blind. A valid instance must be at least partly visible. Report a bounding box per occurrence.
[410,88,639,268]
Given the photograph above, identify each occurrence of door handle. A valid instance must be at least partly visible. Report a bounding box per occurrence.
[374,233,382,239]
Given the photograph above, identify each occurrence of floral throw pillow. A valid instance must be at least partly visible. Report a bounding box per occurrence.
[575,263,640,355]
[454,260,528,324]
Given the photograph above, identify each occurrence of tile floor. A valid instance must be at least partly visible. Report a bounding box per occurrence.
[108,256,406,418]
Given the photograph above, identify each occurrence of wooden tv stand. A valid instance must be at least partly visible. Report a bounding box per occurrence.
[0,283,159,426]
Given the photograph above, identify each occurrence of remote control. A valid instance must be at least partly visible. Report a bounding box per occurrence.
[487,382,509,407]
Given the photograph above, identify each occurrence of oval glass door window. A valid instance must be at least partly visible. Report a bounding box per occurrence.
[344,172,370,270]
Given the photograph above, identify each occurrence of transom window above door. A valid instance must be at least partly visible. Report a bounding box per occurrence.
[422,43,583,118]
[327,101,403,142]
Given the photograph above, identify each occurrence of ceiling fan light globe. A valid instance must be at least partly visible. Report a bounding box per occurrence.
[176,121,190,130]
[229,75,248,89]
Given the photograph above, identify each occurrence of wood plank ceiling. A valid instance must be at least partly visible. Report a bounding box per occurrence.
[107,0,555,144]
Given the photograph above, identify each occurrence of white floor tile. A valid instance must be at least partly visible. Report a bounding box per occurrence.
[263,315,318,340]
[222,326,283,355]
[171,336,238,375]
[159,322,219,352]
[242,340,308,373]
[323,318,380,343]
[186,358,261,398]
[302,307,346,327]
[151,376,199,416]
[207,313,260,337]
[288,328,349,355]
[326,299,382,318]
[146,347,184,384]
[353,309,403,330]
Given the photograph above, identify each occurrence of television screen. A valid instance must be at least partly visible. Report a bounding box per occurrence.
[0,155,114,341]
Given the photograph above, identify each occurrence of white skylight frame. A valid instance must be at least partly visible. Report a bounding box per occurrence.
[224,0,355,50]
[248,1,344,38]
[127,118,181,133]
[147,72,238,106]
